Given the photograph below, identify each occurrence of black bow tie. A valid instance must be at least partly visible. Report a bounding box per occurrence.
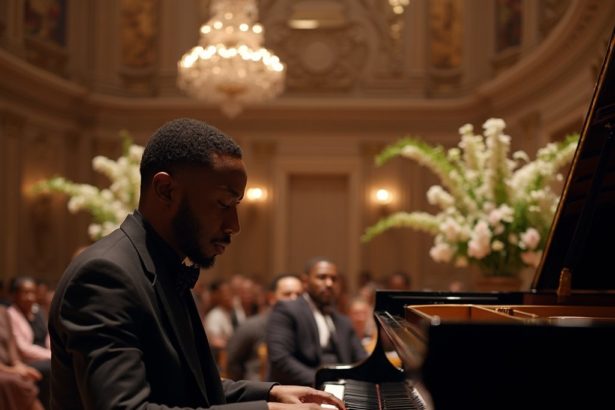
[175,261,200,294]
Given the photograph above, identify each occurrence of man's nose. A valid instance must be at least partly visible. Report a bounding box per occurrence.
[225,208,241,235]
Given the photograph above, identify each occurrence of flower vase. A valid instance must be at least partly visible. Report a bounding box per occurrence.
[474,273,523,292]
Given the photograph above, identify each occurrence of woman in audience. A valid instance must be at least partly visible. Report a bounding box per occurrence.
[7,276,50,409]
[7,277,50,362]
[0,304,44,410]
[347,296,377,353]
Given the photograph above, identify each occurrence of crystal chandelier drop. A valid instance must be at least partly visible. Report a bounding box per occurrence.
[177,0,285,118]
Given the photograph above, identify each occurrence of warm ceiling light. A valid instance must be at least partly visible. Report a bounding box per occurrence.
[177,0,285,117]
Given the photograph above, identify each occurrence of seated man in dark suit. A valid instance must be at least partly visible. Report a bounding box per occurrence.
[266,257,368,386]
[48,118,344,410]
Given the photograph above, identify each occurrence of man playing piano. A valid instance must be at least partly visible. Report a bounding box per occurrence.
[48,118,346,410]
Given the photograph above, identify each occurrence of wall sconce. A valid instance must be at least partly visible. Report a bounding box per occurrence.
[245,186,267,203]
[374,188,393,206]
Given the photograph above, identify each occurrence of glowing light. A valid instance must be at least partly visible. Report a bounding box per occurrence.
[246,187,267,202]
[177,0,285,117]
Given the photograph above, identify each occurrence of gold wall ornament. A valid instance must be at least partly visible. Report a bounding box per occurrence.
[121,0,158,68]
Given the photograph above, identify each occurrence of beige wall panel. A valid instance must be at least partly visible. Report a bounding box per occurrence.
[0,111,25,282]
[273,157,361,293]
[287,174,349,276]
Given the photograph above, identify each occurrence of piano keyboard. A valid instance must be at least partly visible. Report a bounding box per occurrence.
[323,380,427,410]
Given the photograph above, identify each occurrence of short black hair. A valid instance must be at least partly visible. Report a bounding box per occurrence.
[268,272,301,293]
[208,278,228,293]
[139,118,242,192]
[387,271,411,287]
[8,276,37,294]
[303,257,335,275]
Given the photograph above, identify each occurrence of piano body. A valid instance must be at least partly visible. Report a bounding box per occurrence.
[317,25,615,410]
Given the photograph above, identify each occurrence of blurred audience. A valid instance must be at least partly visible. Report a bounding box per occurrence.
[226,273,303,381]
[192,277,212,321]
[34,280,53,322]
[229,275,260,328]
[0,279,9,306]
[7,276,50,409]
[357,270,375,289]
[202,278,234,372]
[7,277,50,363]
[0,305,44,410]
[335,272,350,315]
[385,271,412,290]
[448,280,466,292]
[347,297,377,354]
[357,280,379,307]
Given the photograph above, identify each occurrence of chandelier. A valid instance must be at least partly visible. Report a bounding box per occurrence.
[177,0,285,118]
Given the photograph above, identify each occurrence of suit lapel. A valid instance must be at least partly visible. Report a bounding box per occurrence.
[185,295,225,404]
[329,313,347,362]
[153,277,211,404]
[120,214,212,404]
[299,297,323,361]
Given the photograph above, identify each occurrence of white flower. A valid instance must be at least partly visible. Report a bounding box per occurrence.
[488,205,514,225]
[483,118,506,136]
[513,150,530,162]
[427,185,454,209]
[448,147,461,160]
[467,221,492,259]
[362,118,579,277]
[400,145,418,157]
[441,217,463,242]
[459,123,473,135]
[430,242,454,263]
[88,224,102,238]
[34,133,143,241]
[520,228,541,250]
[491,240,505,252]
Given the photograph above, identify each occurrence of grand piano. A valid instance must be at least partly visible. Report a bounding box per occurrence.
[317,25,615,410]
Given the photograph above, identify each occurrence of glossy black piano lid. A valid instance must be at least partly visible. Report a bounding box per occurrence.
[533,25,615,291]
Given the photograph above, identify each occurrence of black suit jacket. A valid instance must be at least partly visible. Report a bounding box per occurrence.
[49,213,275,409]
[265,296,367,387]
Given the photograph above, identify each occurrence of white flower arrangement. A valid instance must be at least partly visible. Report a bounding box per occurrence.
[33,132,143,240]
[361,118,579,277]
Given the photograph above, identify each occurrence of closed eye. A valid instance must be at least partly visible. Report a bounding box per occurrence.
[219,199,241,209]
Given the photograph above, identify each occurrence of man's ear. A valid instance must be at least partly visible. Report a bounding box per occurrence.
[152,172,176,205]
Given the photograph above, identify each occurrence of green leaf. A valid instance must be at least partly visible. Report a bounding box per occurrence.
[361,212,439,242]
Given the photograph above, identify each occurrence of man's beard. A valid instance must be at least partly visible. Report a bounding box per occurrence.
[312,291,336,313]
[171,198,216,268]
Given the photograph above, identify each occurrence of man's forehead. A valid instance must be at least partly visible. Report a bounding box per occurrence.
[278,277,301,288]
[181,161,245,195]
[312,265,337,276]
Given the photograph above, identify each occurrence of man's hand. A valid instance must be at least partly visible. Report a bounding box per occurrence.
[268,385,345,410]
